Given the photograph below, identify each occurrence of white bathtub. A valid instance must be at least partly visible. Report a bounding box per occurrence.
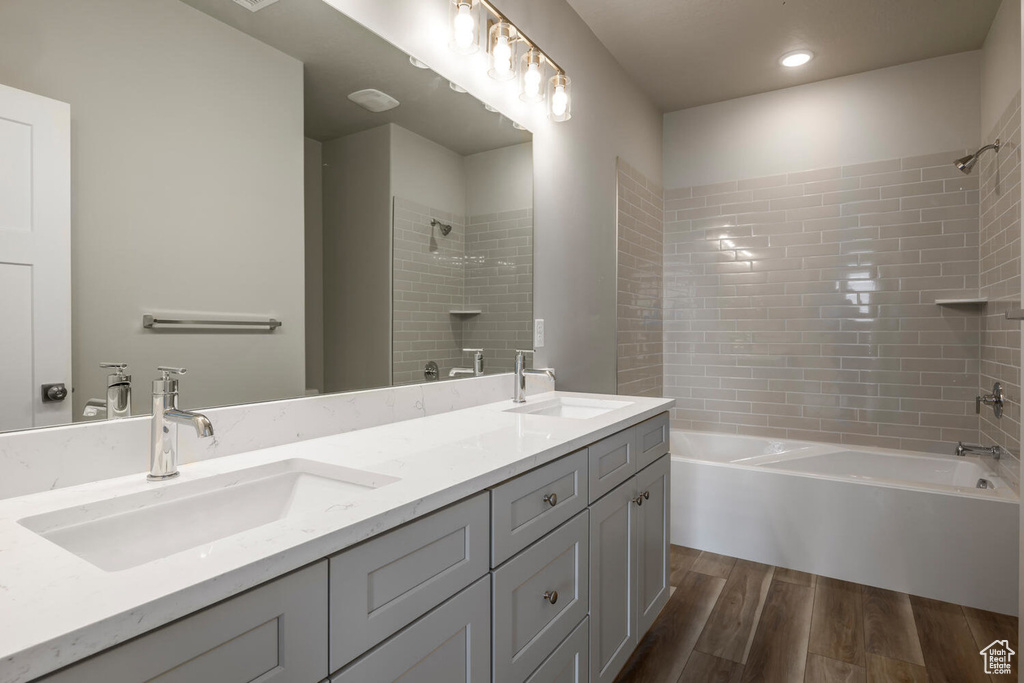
[671,430,1020,615]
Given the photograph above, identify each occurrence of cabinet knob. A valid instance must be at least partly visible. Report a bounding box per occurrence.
[644,490,650,500]
[635,495,644,507]
[543,590,558,605]
[543,493,558,507]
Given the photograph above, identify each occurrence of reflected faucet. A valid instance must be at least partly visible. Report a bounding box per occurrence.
[449,348,485,377]
[149,367,214,481]
[513,350,556,403]
[83,362,133,420]
[955,441,1002,460]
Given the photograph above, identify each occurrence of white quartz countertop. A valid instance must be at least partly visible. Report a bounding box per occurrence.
[0,391,673,683]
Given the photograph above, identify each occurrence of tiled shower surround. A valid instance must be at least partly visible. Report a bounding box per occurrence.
[392,197,533,385]
[664,151,992,455]
[617,159,664,398]
[979,92,1022,484]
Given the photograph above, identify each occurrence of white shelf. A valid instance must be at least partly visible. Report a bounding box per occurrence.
[449,310,482,316]
[934,298,988,305]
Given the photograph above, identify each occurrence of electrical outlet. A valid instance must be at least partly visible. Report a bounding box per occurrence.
[534,319,545,348]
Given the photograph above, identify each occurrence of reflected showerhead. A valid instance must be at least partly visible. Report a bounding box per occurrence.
[955,139,1001,174]
[431,219,453,236]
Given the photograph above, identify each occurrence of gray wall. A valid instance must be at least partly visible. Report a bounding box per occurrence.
[465,143,534,217]
[324,0,664,394]
[0,0,306,415]
[981,0,1022,137]
[322,125,393,392]
[305,138,325,394]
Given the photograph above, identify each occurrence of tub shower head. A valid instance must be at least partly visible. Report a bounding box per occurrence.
[430,219,453,236]
[955,139,1001,174]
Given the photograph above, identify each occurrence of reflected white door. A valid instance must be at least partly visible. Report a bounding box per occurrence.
[0,83,71,430]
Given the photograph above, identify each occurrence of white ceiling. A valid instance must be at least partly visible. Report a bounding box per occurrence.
[564,0,1002,112]
[181,0,530,155]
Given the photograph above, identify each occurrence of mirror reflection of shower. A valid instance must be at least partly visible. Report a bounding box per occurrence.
[954,139,1001,174]
[431,218,453,236]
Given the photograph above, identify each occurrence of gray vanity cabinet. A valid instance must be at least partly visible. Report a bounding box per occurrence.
[588,477,638,683]
[634,413,670,471]
[41,561,329,683]
[330,576,491,683]
[587,428,636,503]
[636,455,671,635]
[328,492,489,671]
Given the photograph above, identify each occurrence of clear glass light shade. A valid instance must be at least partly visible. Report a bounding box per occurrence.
[449,0,480,55]
[519,49,545,103]
[487,21,518,81]
[547,73,572,122]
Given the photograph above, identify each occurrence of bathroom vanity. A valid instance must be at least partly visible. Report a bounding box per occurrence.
[0,392,673,683]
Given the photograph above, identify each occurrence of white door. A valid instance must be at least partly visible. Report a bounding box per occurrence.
[0,83,71,430]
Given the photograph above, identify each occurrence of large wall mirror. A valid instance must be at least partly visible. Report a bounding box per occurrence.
[0,0,533,433]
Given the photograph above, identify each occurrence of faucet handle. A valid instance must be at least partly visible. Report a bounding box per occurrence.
[100,362,129,370]
[515,349,535,354]
[463,348,484,354]
[157,366,187,379]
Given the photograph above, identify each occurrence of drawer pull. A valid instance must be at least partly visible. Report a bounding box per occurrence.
[543,590,559,605]
[543,493,558,507]
[643,490,650,500]
[634,495,644,507]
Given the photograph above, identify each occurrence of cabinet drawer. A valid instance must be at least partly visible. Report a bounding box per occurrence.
[331,576,491,683]
[524,617,589,683]
[588,427,636,503]
[329,492,489,671]
[43,562,328,683]
[635,412,670,470]
[492,511,590,683]
[491,449,588,567]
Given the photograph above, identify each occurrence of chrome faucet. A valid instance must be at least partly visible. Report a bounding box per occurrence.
[513,350,555,403]
[955,441,1003,460]
[449,348,485,377]
[149,367,214,481]
[83,362,133,419]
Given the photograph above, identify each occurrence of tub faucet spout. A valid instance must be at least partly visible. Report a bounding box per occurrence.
[955,441,1002,460]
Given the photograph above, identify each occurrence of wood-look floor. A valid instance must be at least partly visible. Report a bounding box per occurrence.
[614,546,1018,683]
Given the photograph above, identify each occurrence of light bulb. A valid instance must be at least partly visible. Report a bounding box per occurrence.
[454,4,474,49]
[552,85,568,117]
[493,36,512,75]
[524,63,542,98]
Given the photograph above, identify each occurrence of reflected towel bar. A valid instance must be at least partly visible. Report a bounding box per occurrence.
[143,315,282,330]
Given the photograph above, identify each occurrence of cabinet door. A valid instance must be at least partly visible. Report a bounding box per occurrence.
[331,576,490,683]
[524,617,589,683]
[43,562,328,683]
[634,412,670,471]
[636,455,671,635]
[589,477,638,683]
[329,492,489,670]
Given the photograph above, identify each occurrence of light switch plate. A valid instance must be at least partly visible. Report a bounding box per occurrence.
[534,319,545,348]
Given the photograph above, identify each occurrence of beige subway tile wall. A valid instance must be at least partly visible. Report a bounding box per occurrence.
[392,196,467,385]
[979,91,1022,486]
[463,209,534,374]
[617,158,665,398]
[664,150,988,454]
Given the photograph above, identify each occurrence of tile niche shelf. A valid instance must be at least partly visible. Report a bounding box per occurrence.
[449,310,482,316]
[934,297,988,305]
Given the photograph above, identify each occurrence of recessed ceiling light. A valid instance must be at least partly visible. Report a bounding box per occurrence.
[449,81,468,93]
[484,104,499,113]
[408,56,430,69]
[512,121,526,130]
[780,50,813,68]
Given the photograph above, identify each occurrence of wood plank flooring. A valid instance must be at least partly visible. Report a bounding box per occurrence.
[614,546,1018,683]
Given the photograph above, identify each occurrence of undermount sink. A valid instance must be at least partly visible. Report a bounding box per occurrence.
[506,396,633,419]
[18,459,400,572]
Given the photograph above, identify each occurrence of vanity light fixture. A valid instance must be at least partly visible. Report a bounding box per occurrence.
[448,0,572,122]
[449,0,481,54]
[780,50,813,67]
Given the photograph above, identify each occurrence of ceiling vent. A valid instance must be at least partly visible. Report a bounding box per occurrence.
[231,0,281,12]
[347,89,401,113]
